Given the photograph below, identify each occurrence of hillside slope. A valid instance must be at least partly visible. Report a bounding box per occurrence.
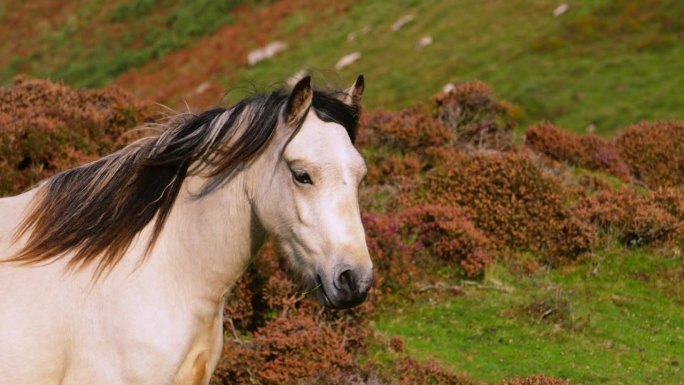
[2,0,682,134]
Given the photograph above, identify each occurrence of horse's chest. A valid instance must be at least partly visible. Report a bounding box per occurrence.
[65,287,224,385]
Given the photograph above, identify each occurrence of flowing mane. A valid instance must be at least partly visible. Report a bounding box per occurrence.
[8,88,360,278]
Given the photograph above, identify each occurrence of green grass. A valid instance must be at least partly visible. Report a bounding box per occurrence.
[372,248,684,384]
[233,0,684,135]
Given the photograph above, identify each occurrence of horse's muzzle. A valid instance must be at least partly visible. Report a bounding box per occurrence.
[317,265,373,309]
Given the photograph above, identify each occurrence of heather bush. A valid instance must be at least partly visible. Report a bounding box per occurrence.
[396,205,493,277]
[573,189,682,247]
[432,81,519,151]
[363,212,421,293]
[387,357,475,385]
[365,152,424,185]
[215,316,362,385]
[417,152,567,252]
[577,173,614,193]
[524,122,583,162]
[525,122,630,181]
[358,107,453,151]
[359,108,455,185]
[0,76,153,194]
[363,204,492,296]
[615,120,684,188]
[649,187,684,221]
[549,216,599,263]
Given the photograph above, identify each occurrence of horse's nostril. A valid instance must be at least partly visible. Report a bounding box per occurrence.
[336,269,355,293]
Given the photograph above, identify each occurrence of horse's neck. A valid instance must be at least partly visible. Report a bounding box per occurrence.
[152,171,266,302]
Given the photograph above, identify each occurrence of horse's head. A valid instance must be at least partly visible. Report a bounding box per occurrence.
[253,76,372,309]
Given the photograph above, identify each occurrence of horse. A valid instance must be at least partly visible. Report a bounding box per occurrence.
[0,75,373,385]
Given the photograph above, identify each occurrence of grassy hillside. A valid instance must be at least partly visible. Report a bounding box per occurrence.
[228,0,684,134]
[2,0,682,134]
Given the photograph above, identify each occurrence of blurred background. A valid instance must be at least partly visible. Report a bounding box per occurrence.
[1,1,683,384]
[2,0,683,134]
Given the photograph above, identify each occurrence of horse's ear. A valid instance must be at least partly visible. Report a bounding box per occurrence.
[338,74,365,106]
[285,75,313,123]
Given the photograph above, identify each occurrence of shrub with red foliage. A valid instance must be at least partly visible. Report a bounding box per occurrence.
[363,205,492,295]
[223,268,259,331]
[525,122,630,181]
[387,357,475,385]
[615,120,684,188]
[396,205,493,277]
[573,189,683,247]
[417,152,567,252]
[577,173,613,193]
[649,187,684,221]
[549,216,599,263]
[365,152,425,186]
[0,76,154,195]
[215,315,363,385]
[359,107,455,184]
[433,80,519,151]
[363,212,421,292]
[358,107,453,151]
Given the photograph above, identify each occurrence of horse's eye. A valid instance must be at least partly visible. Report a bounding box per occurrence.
[292,169,313,185]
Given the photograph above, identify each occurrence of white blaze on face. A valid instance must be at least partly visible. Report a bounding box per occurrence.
[282,111,370,275]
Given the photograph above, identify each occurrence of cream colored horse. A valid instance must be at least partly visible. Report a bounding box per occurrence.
[0,76,372,385]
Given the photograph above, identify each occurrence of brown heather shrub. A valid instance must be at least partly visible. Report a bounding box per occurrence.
[417,152,567,252]
[365,152,424,185]
[579,134,630,180]
[358,108,456,185]
[577,173,613,194]
[573,189,683,247]
[0,76,154,195]
[215,315,361,385]
[615,120,684,188]
[422,146,463,167]
[389,335,405,353]
[358,107,453,151]
[223,268,259,331]
[499,375,570,385]
[396,205,493,277]
[649,187,684,221]
[363,205,492,295]
[433,80,518,151]
[387,357,475,385]
[525,122,630,181]
[549,216,599,263]
[524,122,582,162]
[363,212,421,293]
